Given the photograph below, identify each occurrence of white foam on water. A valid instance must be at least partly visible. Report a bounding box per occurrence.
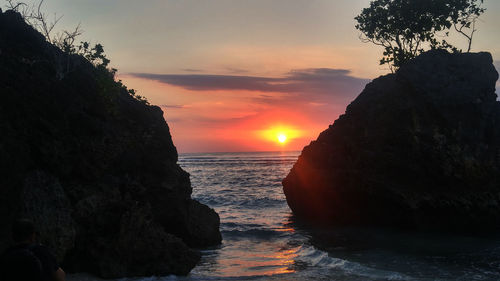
[295,245,413,281]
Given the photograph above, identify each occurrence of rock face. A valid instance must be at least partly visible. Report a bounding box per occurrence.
[0,10,221,278]
[283,50,500,232]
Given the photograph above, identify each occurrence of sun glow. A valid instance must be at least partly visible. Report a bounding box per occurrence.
[257,125,302,147]
[277,134,287,143]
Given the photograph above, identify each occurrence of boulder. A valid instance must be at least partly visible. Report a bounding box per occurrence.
[283,50,500,232]
[0,9,221,278]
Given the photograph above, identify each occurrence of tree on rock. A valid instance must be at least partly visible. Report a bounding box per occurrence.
[355,0,485,71]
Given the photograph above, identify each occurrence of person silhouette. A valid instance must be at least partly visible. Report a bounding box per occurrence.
[0,219,66,281]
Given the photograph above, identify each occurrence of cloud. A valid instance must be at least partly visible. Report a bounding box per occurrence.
[131,73,275,92]
[159,104,185,109]
[181,68,204,72]
[130,68,369,99]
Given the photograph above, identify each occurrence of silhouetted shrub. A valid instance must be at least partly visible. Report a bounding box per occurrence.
[355,0,485,71]
[4,0,148,105]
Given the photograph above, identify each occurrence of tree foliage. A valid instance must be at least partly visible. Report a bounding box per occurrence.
[6,0,61,43]
[355,0,485,71]
[5,0,109,67]
[4,0,148,104]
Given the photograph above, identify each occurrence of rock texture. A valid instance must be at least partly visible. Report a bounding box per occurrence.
[283,50,500,232]
[0,9,221,278]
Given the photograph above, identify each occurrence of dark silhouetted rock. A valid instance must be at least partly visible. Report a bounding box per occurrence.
[283,50,500,232]
[0,9,221,278]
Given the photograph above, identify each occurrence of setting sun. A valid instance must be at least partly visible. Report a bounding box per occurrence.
[256,125,303,148]
[277,134,287,143]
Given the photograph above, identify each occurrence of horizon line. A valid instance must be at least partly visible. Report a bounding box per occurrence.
[178,150,301,155]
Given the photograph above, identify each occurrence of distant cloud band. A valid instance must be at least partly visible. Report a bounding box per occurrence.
[130,68,369,97]
[159,104,185,109]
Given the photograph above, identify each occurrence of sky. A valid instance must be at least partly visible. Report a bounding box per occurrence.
[29,0,500,152]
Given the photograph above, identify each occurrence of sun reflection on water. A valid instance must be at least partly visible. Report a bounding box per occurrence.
[191,216,303,278]
[180,151,304,279]
[207,242,300,277]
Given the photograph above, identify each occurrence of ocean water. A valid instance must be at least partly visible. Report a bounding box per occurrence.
[70,151,500,281]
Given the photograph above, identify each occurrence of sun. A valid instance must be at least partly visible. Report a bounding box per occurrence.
[257,125,302,147]
[277,133,287,143]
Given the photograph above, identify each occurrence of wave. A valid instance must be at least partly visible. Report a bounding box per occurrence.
[222,228,289,240]
[179,159,298,166]
[179,151,300,165]
[294,246,413,280]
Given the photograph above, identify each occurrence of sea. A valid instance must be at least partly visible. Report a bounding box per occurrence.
[70,151,500,281]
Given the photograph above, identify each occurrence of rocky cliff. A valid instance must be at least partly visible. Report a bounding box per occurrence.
[0,10,221,278]
[283,50,500,232]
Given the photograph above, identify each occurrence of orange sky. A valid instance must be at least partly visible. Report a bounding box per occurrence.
[120,68,367,152]
[42,0,500,152]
